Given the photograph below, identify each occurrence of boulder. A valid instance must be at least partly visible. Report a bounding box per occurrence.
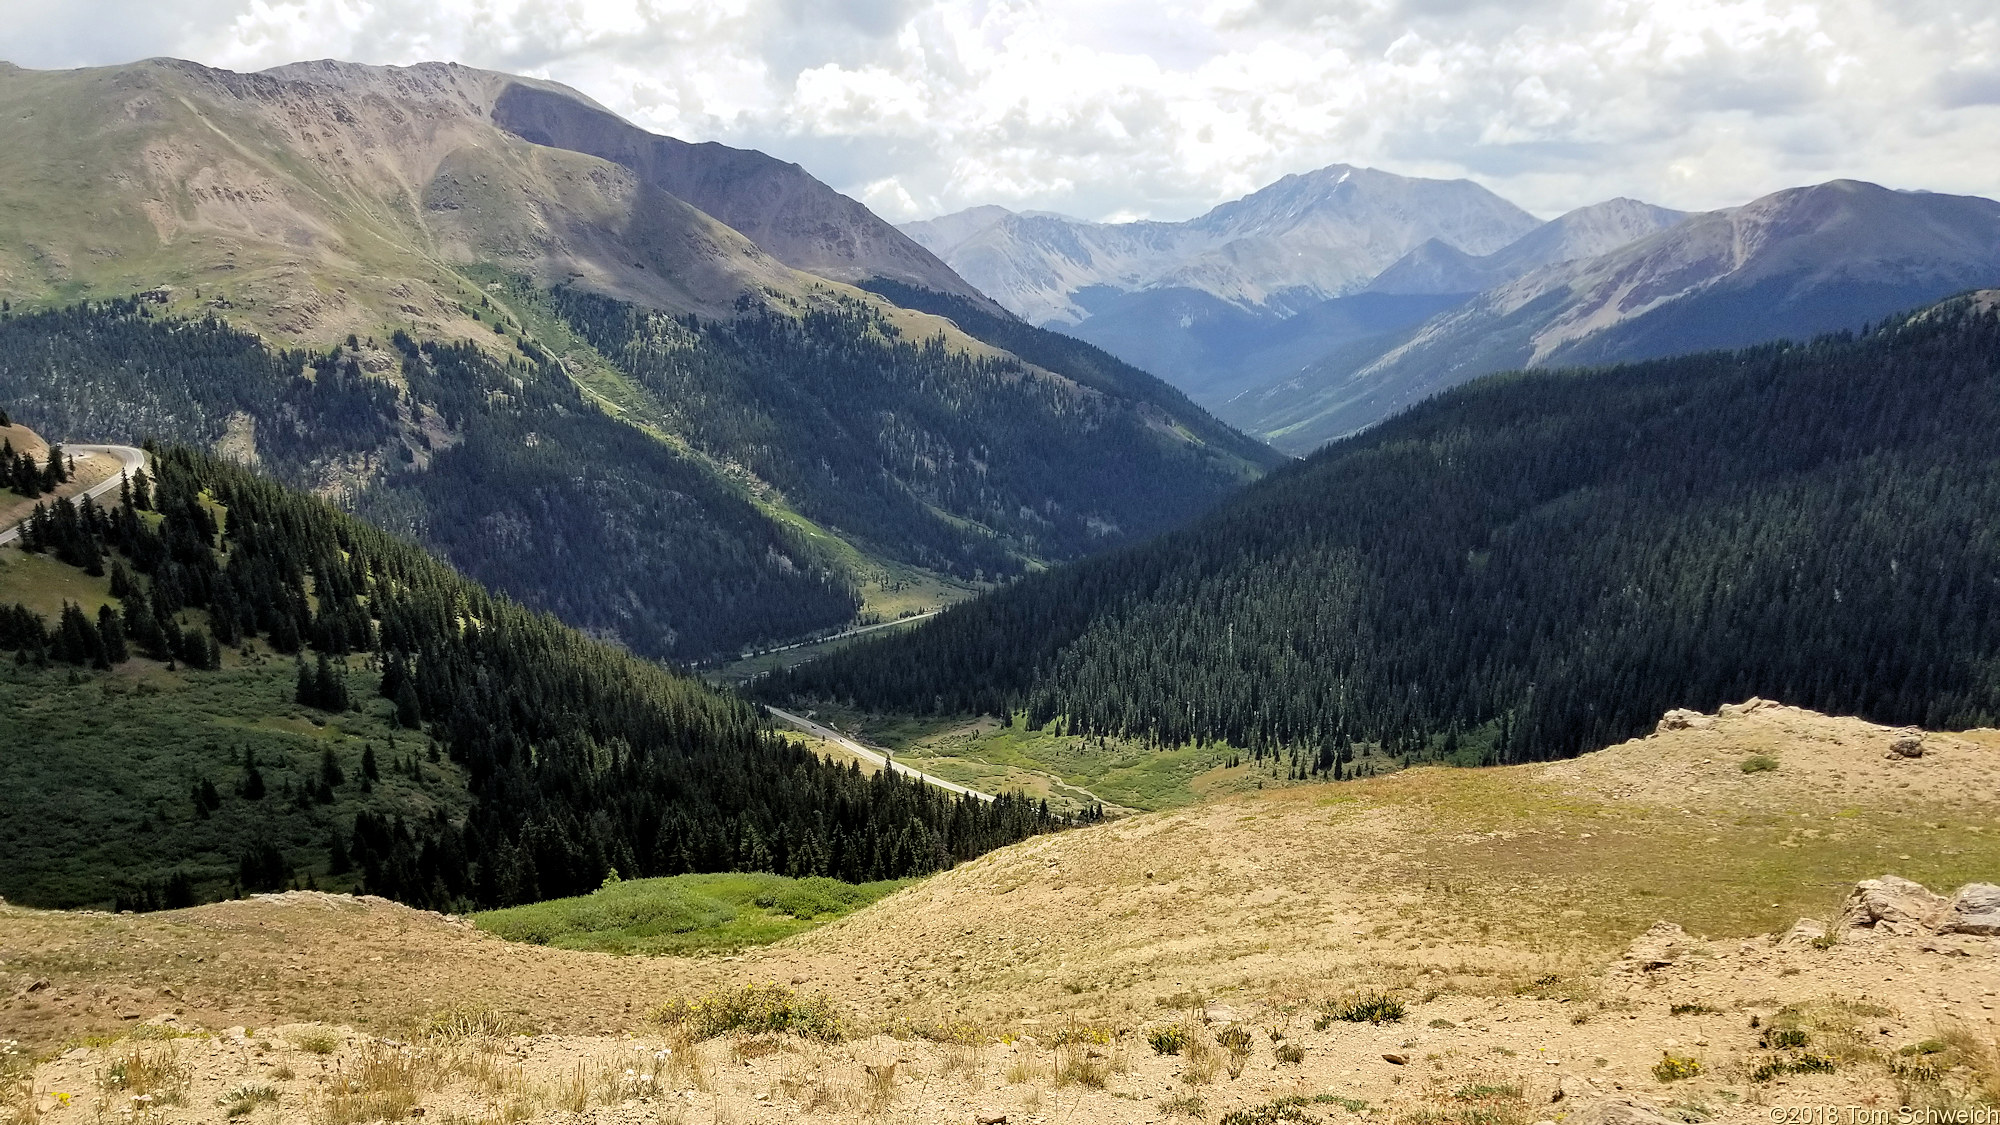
[1837,876,1951,935]
[1657,709,1714,733]
[1622,921,1690,969]
[1719,698,1779,717]
[1887,731,1926,759]
[1945,883,2000,936]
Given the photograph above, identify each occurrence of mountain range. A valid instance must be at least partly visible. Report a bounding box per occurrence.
[0,57,1274,661]
[909,174,2000,453]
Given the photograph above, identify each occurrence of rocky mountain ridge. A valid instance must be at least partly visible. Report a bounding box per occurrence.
[901,164,1542,325]
[1249,180,2000,448]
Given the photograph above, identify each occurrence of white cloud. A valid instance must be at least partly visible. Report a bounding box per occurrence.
[5,0,1998,221]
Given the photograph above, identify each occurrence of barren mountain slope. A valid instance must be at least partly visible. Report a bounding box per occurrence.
[489,83,992,307]
[0,58,843,342]
[5,701,1998,1123]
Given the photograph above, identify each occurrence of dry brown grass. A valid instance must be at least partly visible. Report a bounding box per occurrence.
[97,1042,191,1110]
[1894,1022,2000,1112]
[320,1044,436,1125]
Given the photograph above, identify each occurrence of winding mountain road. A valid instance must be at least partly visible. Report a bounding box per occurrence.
[0,444,148,546]
[764,705,994,802]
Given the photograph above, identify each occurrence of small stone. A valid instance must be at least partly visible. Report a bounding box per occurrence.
[1382,1054,1409,1065]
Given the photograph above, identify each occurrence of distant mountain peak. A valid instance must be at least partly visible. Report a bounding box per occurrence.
[902,162,1540,325]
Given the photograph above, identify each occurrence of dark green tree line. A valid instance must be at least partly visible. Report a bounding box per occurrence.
[1,439,1072,911]
[765,296,2000,767]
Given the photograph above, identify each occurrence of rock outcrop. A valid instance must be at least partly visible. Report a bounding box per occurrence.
[1836,875,2000,937]
[1620,921,1692,971]
[1655,708,1713,733]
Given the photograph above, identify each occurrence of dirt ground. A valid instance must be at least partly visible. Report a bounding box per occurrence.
[4,701,1997,1124]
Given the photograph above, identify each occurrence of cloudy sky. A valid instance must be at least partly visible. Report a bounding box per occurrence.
[6,0,1999,222]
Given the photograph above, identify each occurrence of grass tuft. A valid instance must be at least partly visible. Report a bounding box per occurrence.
[1317,993,1406,1027]
[653,983,842,1042]
[217,1083,278,1118]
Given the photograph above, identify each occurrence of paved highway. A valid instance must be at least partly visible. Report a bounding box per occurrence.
[764,705,994,801]
[0,444,148,546]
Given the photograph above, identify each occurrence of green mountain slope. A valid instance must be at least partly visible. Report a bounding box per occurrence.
[0,301,858,659]
[0,428,1069,911]
[764,293,2000,767]
[0,57,1273,656]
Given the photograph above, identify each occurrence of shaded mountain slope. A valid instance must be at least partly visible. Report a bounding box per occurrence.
[765,292,2000,764]
[0,300,860,659]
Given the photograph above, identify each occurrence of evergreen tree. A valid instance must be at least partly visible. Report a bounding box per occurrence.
[318,747,345,791]
[95,605,127,664]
